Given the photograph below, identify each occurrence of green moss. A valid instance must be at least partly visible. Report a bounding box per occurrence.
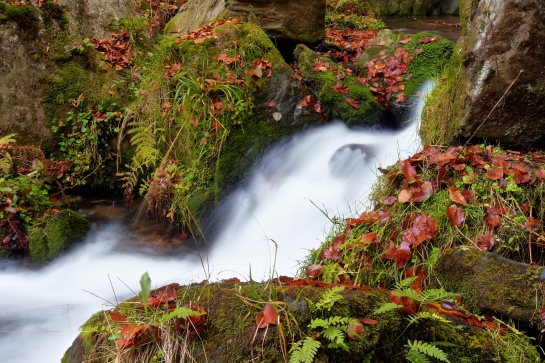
[3,4,37,31]
[28,209,90,263]
[294,45,382,126]
[41,0,68,30]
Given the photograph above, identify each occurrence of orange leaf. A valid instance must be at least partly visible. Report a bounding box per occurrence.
[398,36,412,44]
[266,101,276,108]
[398,189,412,203]
[347,320,364,339]
[345,98,360,109]
[448,186,467,205]
[263,303,278,325]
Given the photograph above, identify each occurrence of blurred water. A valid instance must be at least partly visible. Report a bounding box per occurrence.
[0,82,433,363]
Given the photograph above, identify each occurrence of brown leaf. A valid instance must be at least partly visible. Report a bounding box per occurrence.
[485,205,502,228]
[475,234,495,251]
[401,159,417,181]
[345,98,360,109]
[361,317,378,325]
[448,186,467,205]
[398,36,412,44]
[263,303,278,325]
[331,82,349,94]
[322,246,340,261]
[305,264,323,278]
[347,320,364,339]
[486,167,504,180]
[446,204,465,227]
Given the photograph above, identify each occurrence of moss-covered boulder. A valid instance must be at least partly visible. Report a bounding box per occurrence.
[357,29,454,112]
[29,209,90,263]
[294,45,384,126]
[421,0,545,148]
[166,0,326,45]
[367,0,460,17]
[64,282,541,362]
[435,248,545,327]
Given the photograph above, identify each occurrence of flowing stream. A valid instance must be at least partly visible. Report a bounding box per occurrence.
[0,82,433,363]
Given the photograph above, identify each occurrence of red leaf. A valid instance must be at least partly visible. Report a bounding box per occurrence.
[347,320,364,339]
[255,311,267,329]
[361,232,377,244]
[305,264,323,278]
[345,98,360,109]
[461,190,475,202]
[485,206,502,228]
[475,234,495,251]
[448,186,467,205]
[383,241,396,260]
[401,159,417,181]
[398,36,412,44]
[361,317,378,325]
[395,241,412,269]
[322,246,340,261]
[395,92,406,103]
[486,167,504,180]
[223,277,241,283]
[263,303,278,325]
[109,312,127,326]
[446,204,465,227]
[525,217,538,229]
[331,82,349,94]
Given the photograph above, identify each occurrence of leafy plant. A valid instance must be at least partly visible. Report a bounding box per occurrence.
[405,340,450,363]
[140,271,152,312]
[291,286,359,362]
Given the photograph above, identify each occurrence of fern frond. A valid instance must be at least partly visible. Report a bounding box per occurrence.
[418,289,458,306]
[395,277,418,290]
[0,133,16,174]
[406,311,450,326]
[373,302,402,315]
[0,133,16,145]
[323,326,348,350]
[393,288,419,301]
[406,340,450,362]
[308,286,345,313]
[289,337,321,363]
[406,349,431,363]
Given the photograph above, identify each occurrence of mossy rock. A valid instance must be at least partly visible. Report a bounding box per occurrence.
[64,282,541,362]
[29,209,90,263]
[434,248,545,327]
[294,45,383,126]
[357,30,455,107]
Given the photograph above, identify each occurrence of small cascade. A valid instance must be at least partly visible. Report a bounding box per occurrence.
[0,82,434,363]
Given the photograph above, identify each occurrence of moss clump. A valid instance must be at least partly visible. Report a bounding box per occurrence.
[2,4,38,31]
[41,0,68,29]
[28,209,90,263]
[294,45,383,126]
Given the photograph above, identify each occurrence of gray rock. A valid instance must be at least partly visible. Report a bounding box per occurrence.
[166,0,326,44]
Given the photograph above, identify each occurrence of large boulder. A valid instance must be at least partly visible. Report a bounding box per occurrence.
[165,0,326,45]
[421,0,545,149]
[370,0,460,17]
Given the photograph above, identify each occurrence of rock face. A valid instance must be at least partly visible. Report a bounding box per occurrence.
[373,0,460,16]
[435,248,545,327]
[166,0,326,44]
[424,0,545,149]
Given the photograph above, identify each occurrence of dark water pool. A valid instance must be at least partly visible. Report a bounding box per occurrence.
[383,16,461,42]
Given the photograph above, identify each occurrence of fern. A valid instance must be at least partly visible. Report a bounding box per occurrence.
[322,326,348,349]
[405,340,450,363]
[307,286,345,313]
[418,289,458,306]
[395,277,418,290]
[289,337,321,363]
[0,133,16,174]
[406,311,450,326]
[373,302,403,315]
[309,316,353,329]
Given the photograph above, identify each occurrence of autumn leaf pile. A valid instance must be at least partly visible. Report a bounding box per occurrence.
[306,144,545,287]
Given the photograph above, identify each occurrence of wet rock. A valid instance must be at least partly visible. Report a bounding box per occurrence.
[165,0,326,45]
[28,209,90,264]
[374,0,460,17]
[434,248,545,327]
[426,0,545,149]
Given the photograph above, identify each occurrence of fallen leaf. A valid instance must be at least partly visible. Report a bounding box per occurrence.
[400,159,417,181]
[475,234,495,251]
[486,167,504,180]
[305,264,323,278]
[398,189,412,203]
[448,186,467,205]
[446,204,465,227]
[347,320,364,339]
[345,98,360,109]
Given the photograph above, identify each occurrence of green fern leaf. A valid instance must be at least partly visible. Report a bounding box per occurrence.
[373,302,402,315]
[322,326,346,348]
[395,276,418,290]
[406,340,450,362]
[406,349,431,363]
[406,311,450,326]
[289,337,321,363]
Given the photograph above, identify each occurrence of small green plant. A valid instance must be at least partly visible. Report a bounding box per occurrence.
[405,340,450,363]
[140,271,152,312]
[51,98,122,187]
[290,287,358,362]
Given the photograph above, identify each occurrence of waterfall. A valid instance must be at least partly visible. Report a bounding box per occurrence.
[0,81,433,363]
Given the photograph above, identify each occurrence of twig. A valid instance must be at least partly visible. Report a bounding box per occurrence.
[456,69,523,160]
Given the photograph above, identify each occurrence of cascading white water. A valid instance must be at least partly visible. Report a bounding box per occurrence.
[0,82,433,363]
